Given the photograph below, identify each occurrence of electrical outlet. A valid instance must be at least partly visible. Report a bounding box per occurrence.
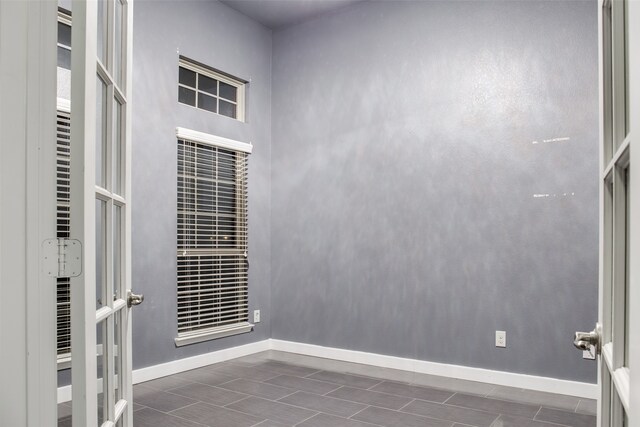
[583,345,596,360]
[495,330,506,348]
[253,309,261,323]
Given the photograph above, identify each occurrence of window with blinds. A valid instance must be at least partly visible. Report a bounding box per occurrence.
[56,106,72,365]
[175,129,252,346]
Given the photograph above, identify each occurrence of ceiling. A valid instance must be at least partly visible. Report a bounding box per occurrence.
[220,0,365,30]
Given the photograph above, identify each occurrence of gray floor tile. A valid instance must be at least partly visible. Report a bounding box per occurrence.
[298,413,379,427]
[576,399,597,416]
[371,381,454,403]
[257,360,322,377]
[218,378,295,400]
[265,374,341,394]
[133,407,206,427]
[227,396,318,425]
[176,367,238,386]
[170,401,264,427]
[535,407,596,427]
[253,420,289,427]
[133,384,198,413]
[169,382,248,406]
[308,371,383,389]
[352,405,454,427]
[487,386,580,412]
[139,374,194,391]
[133,402,146,412]
[279,391,367,418]
[210,364,283,382]
[346,366,419,385]
[402,399,499,427]
[446,393,540,418]
[410,375,495,397]
[491,414,570,427]
[327,386,412,409]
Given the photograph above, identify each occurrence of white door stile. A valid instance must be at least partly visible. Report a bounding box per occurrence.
[627,0,639,422]
[123,2,135,424]
[596,0,635,424]
[25,1,59,426]
[70,0,99,425]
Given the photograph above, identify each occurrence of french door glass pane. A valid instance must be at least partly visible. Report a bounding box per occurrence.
[604,177,614,342]
[113,205,122,300]
[113,99,122,194]
[115,0,123,87]
[96,76,107,188]
[96,199,107,309]
[97,0,107,65]
[114,312,122,401]
[613,0,626,150]
[97,322,106,426]
[624,166,630,366]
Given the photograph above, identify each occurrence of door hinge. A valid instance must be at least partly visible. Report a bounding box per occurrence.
[43,238,82,278]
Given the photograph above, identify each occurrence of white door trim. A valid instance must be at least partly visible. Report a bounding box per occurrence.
[0,1,58,426]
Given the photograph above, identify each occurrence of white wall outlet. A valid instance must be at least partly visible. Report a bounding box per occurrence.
[495,330,506,348]
[253,309,261,323]
[583,345,596,360]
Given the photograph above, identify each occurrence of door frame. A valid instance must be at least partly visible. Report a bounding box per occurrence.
[627,0,639,422]
[0,1,58,426]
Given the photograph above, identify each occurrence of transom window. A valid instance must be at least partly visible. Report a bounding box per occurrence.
[178,57,246,122]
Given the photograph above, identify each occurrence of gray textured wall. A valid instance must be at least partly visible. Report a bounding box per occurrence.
[271,0,599,383]
[131,0,272,370]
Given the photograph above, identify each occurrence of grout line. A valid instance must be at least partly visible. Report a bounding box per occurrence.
[153,405,209,427]
[573,399,581,413]
[484,385,497,398]
[223,395,252,408]
[533,406,543,420]
[277,390,300,401]
[166,401,200,414]
[396,399,416,412]
[442,392,457,405]
[292,411,321,426]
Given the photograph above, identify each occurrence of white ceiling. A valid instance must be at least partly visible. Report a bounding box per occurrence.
[220,0,365,29]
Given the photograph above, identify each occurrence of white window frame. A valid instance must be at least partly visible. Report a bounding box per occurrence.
[178,57,247,122]
[174,127,252,347]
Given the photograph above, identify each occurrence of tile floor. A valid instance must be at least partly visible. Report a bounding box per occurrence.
[58,350,597,427]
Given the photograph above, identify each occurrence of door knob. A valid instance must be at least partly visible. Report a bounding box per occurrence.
[127,290,144,307]
[573,323,601,355]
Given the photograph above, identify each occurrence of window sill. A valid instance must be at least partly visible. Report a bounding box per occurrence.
[174,322,254,347]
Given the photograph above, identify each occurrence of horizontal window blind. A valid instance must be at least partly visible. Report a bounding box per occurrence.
[56,109,72,359]
[177,138,249,339]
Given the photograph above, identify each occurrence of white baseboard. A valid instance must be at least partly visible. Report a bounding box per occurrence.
[270,339,599,400]
[57,339,271,403]
[58,338,598,404]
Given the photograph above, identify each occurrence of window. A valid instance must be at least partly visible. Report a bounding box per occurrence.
[57,9,72,70]
[56,99,72,368]
[175,128,252,346]
[178,57,246,121]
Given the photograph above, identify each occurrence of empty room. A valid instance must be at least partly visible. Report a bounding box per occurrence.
[0,0,638,426]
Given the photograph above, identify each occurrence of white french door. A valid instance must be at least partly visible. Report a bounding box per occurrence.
[581,0,639,425]
[69,1,138,426]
